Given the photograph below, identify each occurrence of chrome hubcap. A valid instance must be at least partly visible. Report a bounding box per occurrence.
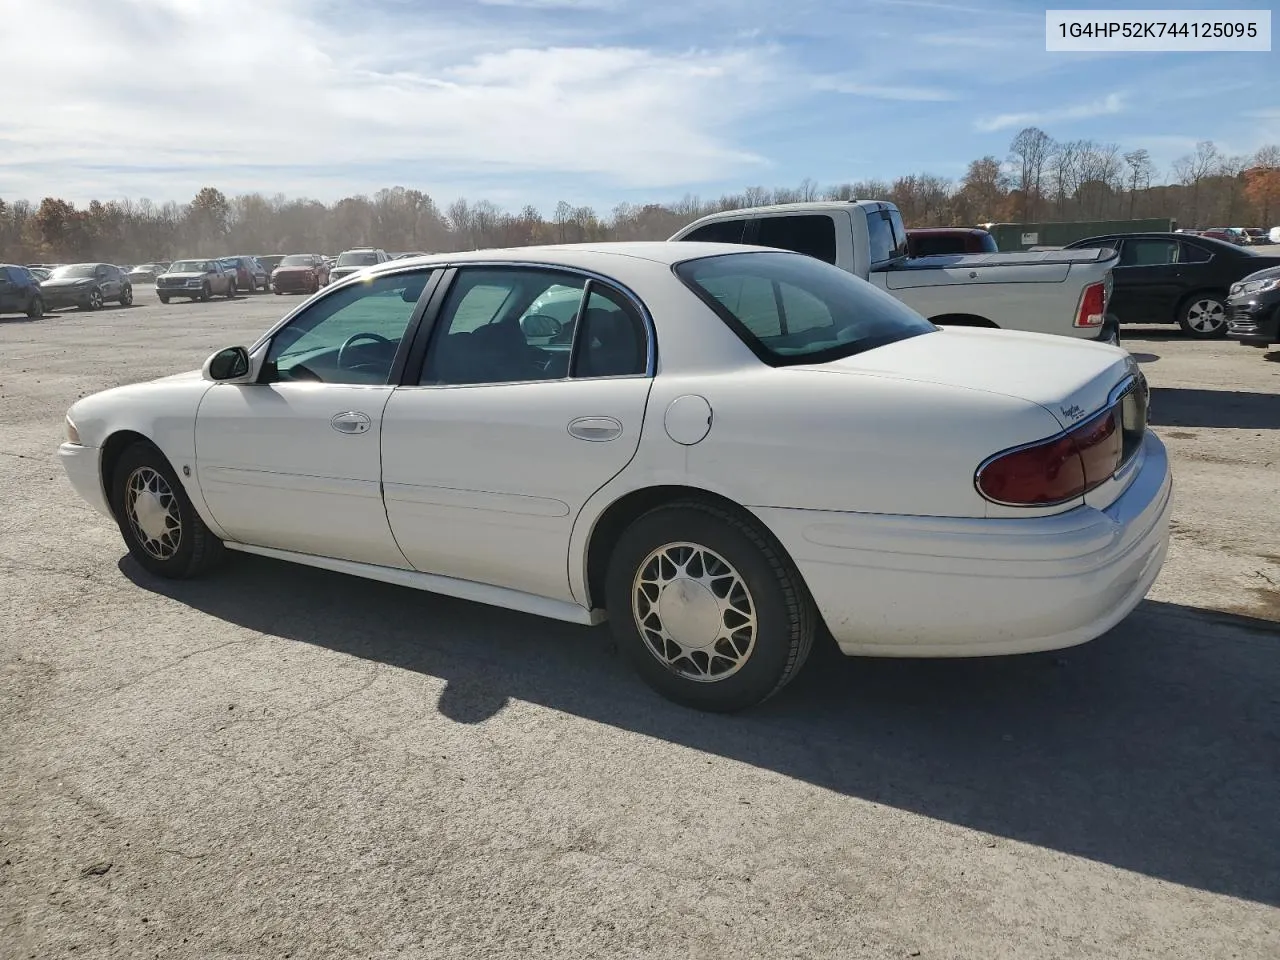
[632,542,757,682]
[125,466,182,560]
[1187,299,1225,332]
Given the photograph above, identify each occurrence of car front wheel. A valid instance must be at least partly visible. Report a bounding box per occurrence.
[605,501,817,712]
[110,441,224,579]
[81,287,104,311]
[120,284,133,306]
[225,281,236,299]
[27,296,43,319]
[1178,293,1229,338]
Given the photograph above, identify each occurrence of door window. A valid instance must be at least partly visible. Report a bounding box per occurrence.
[420,268,587,385]
[680,219,747,244]
[866,211,906,264]
[570,285,648,378]
[264,269,433,384]
[1118,239,1179,267]
[1178,242,1212,263]
[754,215,838,264]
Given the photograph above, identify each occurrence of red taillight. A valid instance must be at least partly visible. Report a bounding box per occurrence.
[976,409,1122,507]
[1074,281,1106,328]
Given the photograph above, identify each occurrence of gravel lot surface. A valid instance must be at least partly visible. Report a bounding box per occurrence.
[2,286,1278,959]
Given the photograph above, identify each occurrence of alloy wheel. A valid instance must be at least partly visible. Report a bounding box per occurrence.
[631,542,757,682]
[1185,298,1226,334]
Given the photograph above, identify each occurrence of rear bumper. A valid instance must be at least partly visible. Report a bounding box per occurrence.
[753,430,1173,657]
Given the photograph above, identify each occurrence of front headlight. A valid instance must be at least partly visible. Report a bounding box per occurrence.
[65,416,80,444]
[1237,277,1280,297]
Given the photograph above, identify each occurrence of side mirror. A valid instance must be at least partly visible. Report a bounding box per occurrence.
[519,313,563,338]
[203,346,252,382]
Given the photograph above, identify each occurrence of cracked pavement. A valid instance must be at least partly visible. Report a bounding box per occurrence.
[2,290,1279,959]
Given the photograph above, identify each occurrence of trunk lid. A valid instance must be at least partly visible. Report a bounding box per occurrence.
[795,327,1136,430]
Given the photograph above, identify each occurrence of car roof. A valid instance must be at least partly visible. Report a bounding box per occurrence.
[357,241,789,275]
[1071,231,1244,250]
[907,227,989,236]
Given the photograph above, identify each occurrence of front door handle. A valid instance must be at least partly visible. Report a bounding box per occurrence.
[567,416,622,442]
[330,411,372,434]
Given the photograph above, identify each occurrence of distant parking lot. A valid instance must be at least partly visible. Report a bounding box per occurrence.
[2,286,1278,958]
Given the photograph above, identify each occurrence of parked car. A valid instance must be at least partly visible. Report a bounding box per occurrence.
[1226,265,1280,349]
[905,228,998,257]
[0,263,45,318]
[40,262,133,311]
[1063,232,1280,337]
[220,257,269,293]
[1241,228,1269,246]
[28,266,52,282]
[270,253,330,295]
[127,263,167,283]
[1200,228,1246,245]
[392,251,428,260]
[255,254,288,276]
[1270,227,1280,244]
[328,247,391,282]
[670,201,1121,343]
[57,242,1171,712]
[156,259,237,302]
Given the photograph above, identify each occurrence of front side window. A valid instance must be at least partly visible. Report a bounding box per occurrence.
[676,250,935,366]
[264,270,433,384]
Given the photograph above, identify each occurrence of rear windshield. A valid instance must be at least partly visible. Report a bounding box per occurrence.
[675,251,936,366]
[337,251,379,266]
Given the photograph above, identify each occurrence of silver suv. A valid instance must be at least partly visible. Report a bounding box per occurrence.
[328,247,391,283]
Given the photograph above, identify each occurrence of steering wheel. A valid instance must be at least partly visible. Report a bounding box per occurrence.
[337,332,391,368]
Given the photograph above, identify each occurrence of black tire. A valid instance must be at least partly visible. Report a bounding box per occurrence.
[1176,292,1229,338]
[158,294,170,304]
[26,296,43,320]
[200,283,211,302]
[119,284,133,306]
[225,280,236,299]
[80,287,104,311]
[109,441,224,579]
[604,500,817,712]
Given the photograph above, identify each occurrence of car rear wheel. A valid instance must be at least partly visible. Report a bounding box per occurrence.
[605,501,817,712]
[1178,293,1229,338]
[26,296,43,319]
[200,283,211,301]
[158,294,170,304]
[110,441,224,579]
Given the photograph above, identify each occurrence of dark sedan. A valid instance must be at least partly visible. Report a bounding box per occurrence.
[1226,266,1280,349]
[0,264,45,318]
[1064,232,1280,338]
[39,263,134,311]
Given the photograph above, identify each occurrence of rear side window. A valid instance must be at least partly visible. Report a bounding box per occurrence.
[1178,242,1212,263]
[754,214,838,264]
[680,219,747,244]
[676,250,935,367]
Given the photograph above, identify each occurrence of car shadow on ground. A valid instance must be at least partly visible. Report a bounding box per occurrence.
[121,552,1280,907]
[1149,387,1280,430]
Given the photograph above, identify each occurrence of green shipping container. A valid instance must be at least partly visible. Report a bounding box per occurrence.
[983,219,1176,250]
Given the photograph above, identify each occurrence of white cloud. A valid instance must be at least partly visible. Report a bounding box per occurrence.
[0,0,786,204]
[974,93,1126,133]
[815,77,960,102]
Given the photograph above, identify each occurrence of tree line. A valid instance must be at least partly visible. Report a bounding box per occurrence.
[3,127,1278,265]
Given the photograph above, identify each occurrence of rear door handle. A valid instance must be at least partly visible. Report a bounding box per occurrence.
[330,411,372,434]
[568,416,622,442]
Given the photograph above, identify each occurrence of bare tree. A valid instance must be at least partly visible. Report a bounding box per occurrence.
[1172,139,1220,227]
[1008,127,1053,223]
[1123,149,1154,218]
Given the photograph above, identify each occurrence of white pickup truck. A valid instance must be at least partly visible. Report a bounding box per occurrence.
[669,201,1121,343]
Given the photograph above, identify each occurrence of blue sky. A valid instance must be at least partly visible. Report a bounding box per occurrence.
[6,0,1277,215]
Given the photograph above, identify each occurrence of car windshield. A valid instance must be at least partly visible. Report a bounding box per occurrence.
[337,251,379,266]
[675,251,936,366]
[280,255,312,266]
[49,264,97,279]
[169,261,209,272]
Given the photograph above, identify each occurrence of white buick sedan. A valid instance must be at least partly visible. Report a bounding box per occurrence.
[60,242,1173,711]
